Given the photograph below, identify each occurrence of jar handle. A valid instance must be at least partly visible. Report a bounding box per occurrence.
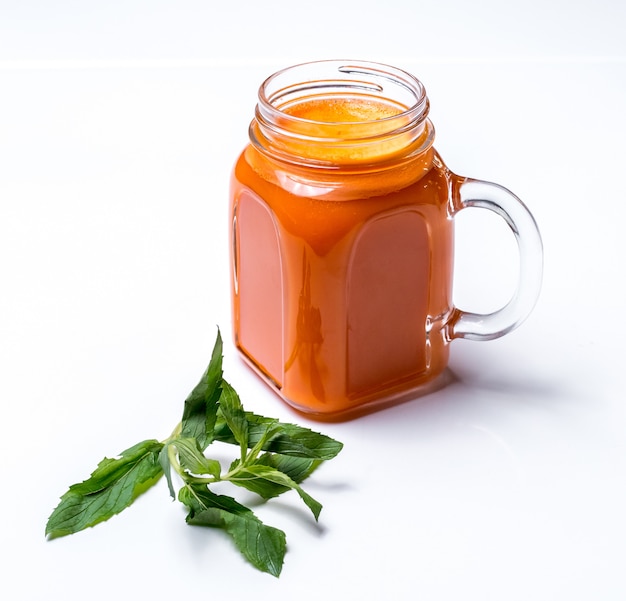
[449,177,543,341]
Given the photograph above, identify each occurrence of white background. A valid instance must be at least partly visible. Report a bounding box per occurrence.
[2,1,625,599]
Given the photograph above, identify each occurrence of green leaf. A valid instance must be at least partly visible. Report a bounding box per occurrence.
[256,453,322,489]
[219,380,248,455]
[246,421,283,463]
[214,411,343,460]
[45,326,344,577]
[45,439,164,539]
[172,437,222,479]
[159,437,222,500]
[226,458,286,500]
[180,329,223,450]
[230,464,322,521]
[179,484,286,577]
[225,454,320,500]
[159,443,176,499]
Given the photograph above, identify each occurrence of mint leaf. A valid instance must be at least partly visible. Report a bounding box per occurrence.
[179,484,286,577]
[219,380,248,455]
[172,437,222,479]
[245,421,283,463]
[180,328,223,450]
[214,411,343,460]
[224,455,321,502]
[230,464,322,521]
[263,454,321,484]
[159,443,176,499]
[46,327,344,577]
[46,439,164,538]
[160,437,223,500]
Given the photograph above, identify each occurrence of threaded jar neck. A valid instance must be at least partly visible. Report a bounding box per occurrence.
[250,60,434,168]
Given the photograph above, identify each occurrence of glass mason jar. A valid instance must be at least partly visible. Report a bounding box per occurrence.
[229,60,542,420]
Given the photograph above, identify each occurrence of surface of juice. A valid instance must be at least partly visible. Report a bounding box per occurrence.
[284,96,402,122]
[231,97,454,419]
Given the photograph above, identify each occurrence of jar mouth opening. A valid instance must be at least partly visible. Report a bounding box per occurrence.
[252,60,434,168]
[256,60,430,140]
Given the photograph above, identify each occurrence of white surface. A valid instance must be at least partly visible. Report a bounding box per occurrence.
[2,2,625,600]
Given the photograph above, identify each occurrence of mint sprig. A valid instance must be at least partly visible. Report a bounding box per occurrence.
[45,329,343,577]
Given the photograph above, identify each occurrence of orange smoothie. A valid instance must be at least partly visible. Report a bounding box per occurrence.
[230,96,454,418]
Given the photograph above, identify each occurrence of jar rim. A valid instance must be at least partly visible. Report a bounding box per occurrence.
[257,60,429,131]
[252,60,433,167]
